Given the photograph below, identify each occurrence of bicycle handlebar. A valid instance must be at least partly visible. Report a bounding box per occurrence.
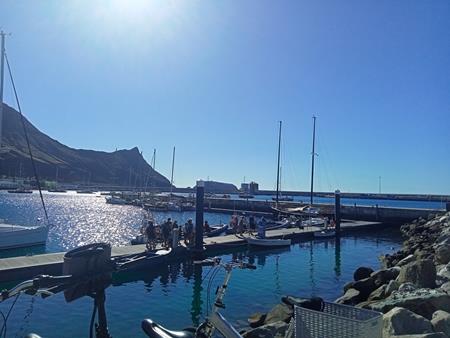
[1,274,77,302]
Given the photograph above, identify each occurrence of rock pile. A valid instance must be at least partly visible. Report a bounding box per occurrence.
[334,212,450,338]
[242,296,324,338]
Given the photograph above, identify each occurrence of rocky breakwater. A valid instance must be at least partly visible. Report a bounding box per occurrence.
[241,297,324,338]
[335,212,450,338]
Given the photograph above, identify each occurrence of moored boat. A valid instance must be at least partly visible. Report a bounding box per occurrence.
[0,222,49,250]
[105,196,127,205]
[8,188,32,194]
[205,224,228,237]
[246,237,291,247]
[313,228,336,238]
[115,248,173,271]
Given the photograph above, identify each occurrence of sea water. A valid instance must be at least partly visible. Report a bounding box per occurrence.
[0,191,402,337]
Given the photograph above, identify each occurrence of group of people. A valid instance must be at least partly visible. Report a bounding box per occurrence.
[229,214,266,236]
[141,214,269,250]
[142,217,197,250]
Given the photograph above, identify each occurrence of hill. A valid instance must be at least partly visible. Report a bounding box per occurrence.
[203,180,239,194]
[0,103,171,188]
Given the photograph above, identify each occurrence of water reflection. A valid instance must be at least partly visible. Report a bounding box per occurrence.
[1,231,402,338]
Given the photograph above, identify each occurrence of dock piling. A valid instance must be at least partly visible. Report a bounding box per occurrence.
[335,190,341,236]
[195,180,205,253]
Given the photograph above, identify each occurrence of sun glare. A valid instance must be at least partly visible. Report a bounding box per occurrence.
[96,0,182,28]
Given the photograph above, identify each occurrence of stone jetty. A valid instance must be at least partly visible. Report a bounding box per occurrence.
[240,211,450,338]
[336,211,450,338]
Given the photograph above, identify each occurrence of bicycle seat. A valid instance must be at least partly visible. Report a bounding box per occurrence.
[142,319,195,338]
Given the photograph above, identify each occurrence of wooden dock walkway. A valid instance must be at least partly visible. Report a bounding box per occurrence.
[0,220,381,284]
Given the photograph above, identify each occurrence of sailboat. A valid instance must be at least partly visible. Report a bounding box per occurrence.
[48,167,67,193]
[0,31,49,249]
[247,121,293,247]
[7,162,32,193]
[166,146,181,211]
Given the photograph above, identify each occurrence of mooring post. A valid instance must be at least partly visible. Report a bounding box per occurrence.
[335,190,341,236]
[195,180,204,252]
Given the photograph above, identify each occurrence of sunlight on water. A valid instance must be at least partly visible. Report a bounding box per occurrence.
[0,233,402,338]
[0,191,230,256]
[0,191,403,337]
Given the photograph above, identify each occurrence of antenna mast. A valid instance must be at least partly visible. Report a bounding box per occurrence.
[276,121,282,206]
[0,31,6,147]
[170,146,175,195]
[310,116,317,205]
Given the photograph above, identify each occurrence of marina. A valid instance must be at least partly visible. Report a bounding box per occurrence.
[0,229,402,338]
[0,2,448,337]
[0,219,383,283]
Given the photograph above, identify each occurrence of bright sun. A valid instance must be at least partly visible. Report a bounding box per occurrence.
[98,0,181,26]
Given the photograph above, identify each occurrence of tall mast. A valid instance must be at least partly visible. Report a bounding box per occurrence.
[170,146,175,195]
[152,148,156,169]
[310,116,317,205]
[0,31,6,147]
[275,121,282,206]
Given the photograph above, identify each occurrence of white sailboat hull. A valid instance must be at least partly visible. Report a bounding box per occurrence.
[246,237,291,247]
[0,223,49,250]
[314,229,336,238]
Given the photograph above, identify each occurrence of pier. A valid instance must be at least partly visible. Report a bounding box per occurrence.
[0,219,381,284]
[203,197,442,223]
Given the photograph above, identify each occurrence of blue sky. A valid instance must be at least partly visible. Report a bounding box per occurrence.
[1,0,449,194]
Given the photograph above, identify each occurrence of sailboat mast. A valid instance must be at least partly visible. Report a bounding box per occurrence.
[170,146,175,195]
[276,121,282,206]
[310,116,317,205]
[0,31,6,147]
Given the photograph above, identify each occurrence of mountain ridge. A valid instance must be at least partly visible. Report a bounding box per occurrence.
[0,103,171,187]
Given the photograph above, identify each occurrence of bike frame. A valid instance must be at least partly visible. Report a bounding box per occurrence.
[198,263,243,338]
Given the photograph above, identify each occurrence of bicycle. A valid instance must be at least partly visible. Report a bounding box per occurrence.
[141,257,256,338]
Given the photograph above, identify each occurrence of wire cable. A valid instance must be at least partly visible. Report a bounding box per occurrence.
[4,52,49,224]
[89,302,97,338]
[0,293,21,338]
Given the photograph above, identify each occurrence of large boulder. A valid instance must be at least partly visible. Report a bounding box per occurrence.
[248,313,266,328]
[397,255,418,267]
[382,307,433,337]
[398,283,417,293]
[353,276,378,300]
[335,288,361,305]
[431,310,450,337]
[243,320,289,338]
[437,264,450,282]
[366,288,450,319]
[281,296,323,312]
[435,245,450,265]
[368,284,387,301]
[440,282,450,293]
[386,280,401,296]
[354,266,374,281]
[372,267,401,286]
[264,303,293,324]
[397,259,437,288]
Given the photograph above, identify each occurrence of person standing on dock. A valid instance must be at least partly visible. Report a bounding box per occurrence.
[145,220,156,250]
[257,217,266,239]
[162,218,172,248]
[203,220,211,233]
[249,215,256,234]
[184,218,194,246]
[238,215,247,234]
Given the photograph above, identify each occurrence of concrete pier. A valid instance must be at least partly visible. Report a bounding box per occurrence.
[203,198,442,223]
[0,219,382,284]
